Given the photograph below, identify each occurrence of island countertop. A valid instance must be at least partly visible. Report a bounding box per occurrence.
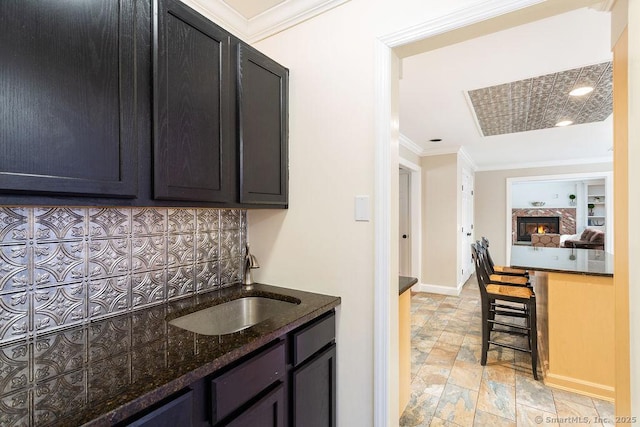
[510,245,613,277]
[399,276,418,295]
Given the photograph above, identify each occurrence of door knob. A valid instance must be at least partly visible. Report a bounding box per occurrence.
[402,234,407,239]
[466,233,472,236]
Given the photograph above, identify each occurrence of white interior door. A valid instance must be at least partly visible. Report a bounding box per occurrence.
[399,168,411,276]
[460,169,474,282]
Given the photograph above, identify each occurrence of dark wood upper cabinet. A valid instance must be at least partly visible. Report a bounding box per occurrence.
[0,0,288,208]
[237,43,289,206]
[153,0,235,203]
[0,0,141,198]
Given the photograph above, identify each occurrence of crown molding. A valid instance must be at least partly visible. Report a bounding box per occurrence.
[180,0,350,42]
[422,145,463,157]
[475,155,613,172]
[458,146,478,171]
[181,0,249,38]
[399,134,425,156]
[247,0,350,43]
[379,0,545,48]
[589,0,616,12]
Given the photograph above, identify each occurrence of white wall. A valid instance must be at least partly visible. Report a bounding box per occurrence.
[223,0,640,423]
[421,154,458,290]
[511,181,578,208]
[247,3,377,425]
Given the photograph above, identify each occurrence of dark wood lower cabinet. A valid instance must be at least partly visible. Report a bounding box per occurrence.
[226,383,285,427]
[291,344,337,427]
[210,341,286,424]
[119,311,335,427]
[125,389,194,427]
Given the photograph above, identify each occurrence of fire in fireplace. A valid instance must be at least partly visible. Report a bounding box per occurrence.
[516,216,560,242]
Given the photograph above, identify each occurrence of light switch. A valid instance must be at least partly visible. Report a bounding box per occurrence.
[355,195,370,221]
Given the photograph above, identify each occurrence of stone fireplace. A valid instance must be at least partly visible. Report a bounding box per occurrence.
[511,208,576,244]
[516,216,560,242]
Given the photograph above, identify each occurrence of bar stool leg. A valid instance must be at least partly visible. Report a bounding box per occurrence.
[481,301,490,365]
[529,297,539,380]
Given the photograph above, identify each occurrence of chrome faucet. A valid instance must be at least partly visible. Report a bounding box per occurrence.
[243,244,260,286]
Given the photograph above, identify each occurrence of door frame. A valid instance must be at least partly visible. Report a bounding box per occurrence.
[399,158,422,283]
[373,1,603,425]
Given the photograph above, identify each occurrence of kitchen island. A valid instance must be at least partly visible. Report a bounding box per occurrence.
[510,245,614,401]
[399,276,417,413]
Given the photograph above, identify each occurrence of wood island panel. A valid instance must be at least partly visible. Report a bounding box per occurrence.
[536,272,615,401]
[399,290,411,413]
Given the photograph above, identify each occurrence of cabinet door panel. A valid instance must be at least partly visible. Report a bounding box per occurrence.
[0,0,139,197]
[225,383,285,427]
[238,43,288,206]
[291,344,336,427]
[154,0,234,202]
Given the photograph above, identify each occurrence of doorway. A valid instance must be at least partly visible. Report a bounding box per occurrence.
[399,158,422,282]
[374,1,619,425]
[399,167,411,276]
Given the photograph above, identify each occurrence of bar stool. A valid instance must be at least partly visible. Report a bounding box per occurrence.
[477,239,530,287]
[471,242,539,380]
[480,237,529,277]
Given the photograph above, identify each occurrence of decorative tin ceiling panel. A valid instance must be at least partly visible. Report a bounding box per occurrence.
[468,61,612,136]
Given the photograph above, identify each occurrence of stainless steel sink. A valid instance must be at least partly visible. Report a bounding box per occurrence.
[168,296,299,335]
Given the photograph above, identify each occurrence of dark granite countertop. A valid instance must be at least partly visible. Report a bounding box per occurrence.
[399,276,417,295]
[0,283,340,427]
[510,245,613,277]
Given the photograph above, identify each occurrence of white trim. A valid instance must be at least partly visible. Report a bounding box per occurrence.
[374,2,567,425]
[379,0,545,47]
[414,282,463,296]
[399,158,422,283]
[248,0,350,43]
[373,38,392,427]
[399,157,420,171]
[590,0,616,12]
[475,155,613,172]
[180,0,248,38]
[464,90,486,137]
[422,145,463,156]
[399,133,425,156]
[180,0,350,43]
[459,147,478,171]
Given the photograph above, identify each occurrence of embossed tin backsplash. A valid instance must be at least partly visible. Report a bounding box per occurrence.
[0,207,246,344]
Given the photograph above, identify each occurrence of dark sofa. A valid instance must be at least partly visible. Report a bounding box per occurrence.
[563,228,605,250]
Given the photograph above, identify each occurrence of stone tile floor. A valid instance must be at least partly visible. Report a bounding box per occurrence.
[400,276,615,427]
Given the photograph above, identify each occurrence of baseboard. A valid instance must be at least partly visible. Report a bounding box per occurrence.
[543,372,615,402]
[414,282,462,296]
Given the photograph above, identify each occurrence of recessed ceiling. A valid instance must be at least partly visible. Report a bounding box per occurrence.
[222,0,286,19]
[399,7,613,170]
[468,61,612,136]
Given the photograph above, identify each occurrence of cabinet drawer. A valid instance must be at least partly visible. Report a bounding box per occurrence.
[210,340,285,424]
[292,311,335,366]
[125,389,193,427]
